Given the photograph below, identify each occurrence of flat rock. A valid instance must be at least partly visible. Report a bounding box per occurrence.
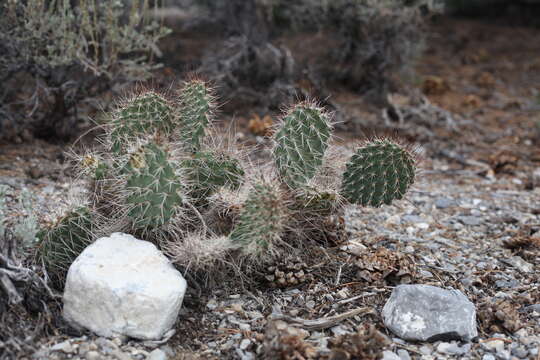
[63,233,187,340]
[382,284,478,342]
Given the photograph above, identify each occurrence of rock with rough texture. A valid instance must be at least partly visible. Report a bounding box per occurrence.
[63,233,187,340]
[382,284,477,342]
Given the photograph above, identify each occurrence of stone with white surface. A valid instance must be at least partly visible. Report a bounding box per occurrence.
[63,233,187,340]
[382,284,477,342]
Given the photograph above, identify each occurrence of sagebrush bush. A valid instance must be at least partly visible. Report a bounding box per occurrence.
[0,0,170,141]
[198,0,427,103]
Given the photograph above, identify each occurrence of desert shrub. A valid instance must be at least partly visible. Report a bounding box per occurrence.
[0,0,170,142]
[197,0,428,107]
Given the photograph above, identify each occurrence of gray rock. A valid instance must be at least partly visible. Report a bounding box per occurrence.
[511,346,529,358]
[435,198,455,209]
[51,341,74,353]
[381,351,401,360]
[148,349,168,360]
[481,339,505,353]
[501,256,533,273]
[382,284,478,342]
[525,304,540,312]
[85,351,101,360]
[458,216,482,226]
[437,341,471,355]
[397,349,411,360]
[482,355,496,360]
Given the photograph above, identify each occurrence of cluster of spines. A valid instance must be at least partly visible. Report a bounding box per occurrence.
[109,91,174,154]
[37,207,94,288]
[230,182,288,257]
[177,79,216,152]
[341,139,416,207]
[124,143,184,231]
[273,102,332,188]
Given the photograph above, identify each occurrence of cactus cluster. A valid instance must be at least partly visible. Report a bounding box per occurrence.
[38,77,418,287]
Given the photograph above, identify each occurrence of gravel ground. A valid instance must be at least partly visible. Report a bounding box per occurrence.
[1,141,539,360]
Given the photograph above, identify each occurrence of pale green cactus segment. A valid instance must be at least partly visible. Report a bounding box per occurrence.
[37,207,94,287]
[178,80,214,152]
[341,139,416,207]
[110,92,174,153]
[230,183,286,256]
[125,143,183,230]
[184,150,245,202]
[273,103,332,188]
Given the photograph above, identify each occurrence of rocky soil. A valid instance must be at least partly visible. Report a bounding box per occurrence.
[1,14,540,360]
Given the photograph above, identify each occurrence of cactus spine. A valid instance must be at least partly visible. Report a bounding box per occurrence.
[273,102,332,188]
[124,143,183,231]
[230,182,287,256]
[341,139,416,207]
[37,207,94,287]
[184,150,245,203]
[177,79,215,152]
[110,91,174,153]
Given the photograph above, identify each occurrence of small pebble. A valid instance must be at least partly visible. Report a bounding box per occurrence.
[85,351,101,360]
[381,350,401,360]
[239,339,251,351]
[397,349,411,360]
[148,348,168,360]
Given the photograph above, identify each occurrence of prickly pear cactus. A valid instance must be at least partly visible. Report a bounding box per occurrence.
[273,102,332,188]
[37,207,94,287]
[341,139,416,207]
[110,91,174,153]
[178,80,214,152]
[125,143,183,230]
[184,150,244,202]
[230,182,287,256]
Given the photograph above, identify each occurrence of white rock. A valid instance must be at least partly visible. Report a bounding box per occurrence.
[63,233,187,340]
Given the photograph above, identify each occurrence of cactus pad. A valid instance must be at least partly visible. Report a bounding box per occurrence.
[230,182,287,256]
[125,143,183,230]
[341,139,416,207]
[184,150,244,202]
[178,80,214,152]
[273,102,332,188]
[37,207,94,287]
[110,91,174,153]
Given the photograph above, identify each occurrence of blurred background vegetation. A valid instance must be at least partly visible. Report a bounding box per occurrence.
[1,0,539,142]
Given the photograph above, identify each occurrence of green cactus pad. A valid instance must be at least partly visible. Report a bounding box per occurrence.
[273,102,332,188]
[110,91,174,153]
[37,207,94,288]
[230,183,286,256]
[125,143,183,230]
[178,80,214,152]
[184,150,245,202]
[341,139,416,207]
